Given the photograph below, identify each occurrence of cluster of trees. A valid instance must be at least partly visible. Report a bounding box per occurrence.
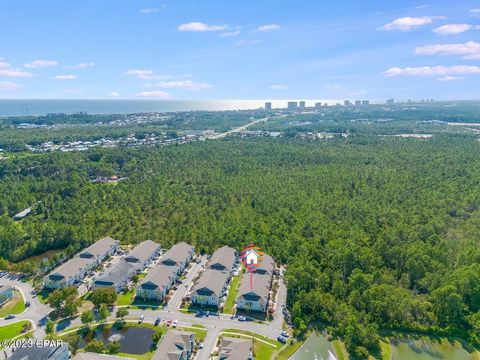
[1,114,480,357]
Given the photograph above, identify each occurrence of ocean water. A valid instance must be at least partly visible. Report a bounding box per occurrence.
[0,99,347,116]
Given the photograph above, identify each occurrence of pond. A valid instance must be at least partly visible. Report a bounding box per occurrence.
[290,333,337,360]
[79,325,155,354]
[390,338,475,360]
[290,333,479,360]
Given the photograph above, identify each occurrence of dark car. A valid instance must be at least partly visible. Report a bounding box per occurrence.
[154,317,161,326]
[5,314,15,320]
[277,336,287,344]
[25,301,31,307]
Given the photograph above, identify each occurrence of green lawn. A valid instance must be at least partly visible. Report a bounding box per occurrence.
[223,269,244,314]
[116,290,135,306]
[177,326,207,342]
[0,321,31,343]
[332,340,349,360]
[0,294,25,317]
[276,339,304,360]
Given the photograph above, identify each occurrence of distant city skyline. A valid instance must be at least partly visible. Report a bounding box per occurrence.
[1,0,480,100]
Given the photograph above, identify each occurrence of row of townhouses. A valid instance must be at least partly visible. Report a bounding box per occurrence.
[136,242,195,301]
[93,240,161,292]
[235,253,275,313]
[190,246,239,307]
[43,236,120,289]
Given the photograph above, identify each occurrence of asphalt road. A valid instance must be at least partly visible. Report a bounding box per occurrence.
[271,273,288,330]
[206,117,271,139]
[165,255,207,311]
[0,276,51,339]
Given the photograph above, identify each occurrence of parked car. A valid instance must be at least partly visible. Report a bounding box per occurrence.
[173,319,178,328]
[238,316,247,322]
[138,315,144,323]
[196,311,204,317]
[25,301,31,307]
[154,318,161,326]
[198,342,204,349]
[205,311,210,317]
[281,331,289,338]
[5,315,15,320]
[277,336,287,344]
[166,319,172,326]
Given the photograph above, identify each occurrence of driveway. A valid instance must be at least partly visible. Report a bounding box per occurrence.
[165,255,207,311]
[271,272,287,331]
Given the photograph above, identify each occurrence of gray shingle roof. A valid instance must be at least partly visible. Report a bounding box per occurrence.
[236,272,271,303]
[80,236,119,258]
[49,256,92,280]
[255,253,275,275]
[138,264,177,290]
[125,240,160,264]
[47,236,119,281]
[161,242,194,267]
[219,337,252,360]
[191,269,229,297]
[152,330,195,360]
[94,259,137,287]
[9,344,69,360]
[208,246,237,272]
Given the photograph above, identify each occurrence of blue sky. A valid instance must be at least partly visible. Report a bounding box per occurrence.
[1,0,480,100]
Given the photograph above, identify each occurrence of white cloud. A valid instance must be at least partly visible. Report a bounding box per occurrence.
[24,59,59,68]
[0,81,21,90]
[470,9,480,16]
[140,6,165,14]
[257,24,280,31]
[136,90,171,98]
[383,65,480,77]
[178,22,227,32]
[53,74,78,80]
[379,16,442,31]
[0,68,34,78]
[218,30,240,37]
[0,61,10,68]
[65,62,95,69]
[125,69,183,80]
[109,91,120,97]
[415,41,480,59]
[149,80,212,90]
[433,24,474,35]
[270,84,288,90]
[437,75,465,81]
[235,39,261,46]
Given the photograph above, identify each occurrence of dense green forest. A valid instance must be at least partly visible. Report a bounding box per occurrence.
[1,111,480,358]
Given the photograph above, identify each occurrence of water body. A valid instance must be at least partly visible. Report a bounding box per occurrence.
[0,99,351,116]
[291,333,335,360]
[291,334,478,360]
[390,338,475,360]
[79,326,155,354]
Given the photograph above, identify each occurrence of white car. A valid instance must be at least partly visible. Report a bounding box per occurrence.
[139,315,144,323]
[173,319,178,328]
